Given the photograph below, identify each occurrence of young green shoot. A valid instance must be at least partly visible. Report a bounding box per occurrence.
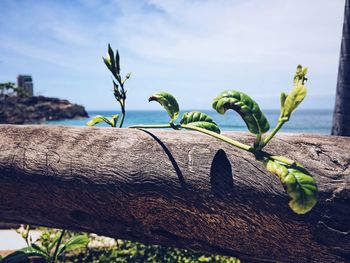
[87,44,131,128]
[258,65,308,150]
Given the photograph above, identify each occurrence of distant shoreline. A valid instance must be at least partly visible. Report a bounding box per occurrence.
[46,109,333,135]
[0,95,88,124]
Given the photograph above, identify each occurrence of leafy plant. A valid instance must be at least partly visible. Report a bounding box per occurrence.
[87,44,131,128]
[63,239,240,263]
[1,229,89,263]
[130,65,317,214]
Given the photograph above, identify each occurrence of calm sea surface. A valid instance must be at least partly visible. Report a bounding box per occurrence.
[46,109,333,134]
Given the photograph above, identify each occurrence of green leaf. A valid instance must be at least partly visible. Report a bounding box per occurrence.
[212,90,270,134]
[280,85,307,121]
[56,235,89,257]
[264,159,318,214]
[280,92,287,110]
[1,246,47,263]
[115,50,120,74]
[286,167,318,214]
[87,115,113,127]
[102,56,112,72]
[30,243,47,255]
[302,67,308,77]
[180,111,221,133]
[110,114,119,127]
[149,92,180,122]
[107,44,116,74]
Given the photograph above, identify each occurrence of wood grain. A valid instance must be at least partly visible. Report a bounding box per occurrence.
[0,125,349,262]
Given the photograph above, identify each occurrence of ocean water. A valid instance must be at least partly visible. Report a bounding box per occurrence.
[46,109,333,134]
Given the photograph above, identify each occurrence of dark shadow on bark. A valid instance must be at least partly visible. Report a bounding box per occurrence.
[139,129,186,189]
[210,149,233,197]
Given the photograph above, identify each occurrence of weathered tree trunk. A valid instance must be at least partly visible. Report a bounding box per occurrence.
[332,0,350,136]
[0,125,349,262]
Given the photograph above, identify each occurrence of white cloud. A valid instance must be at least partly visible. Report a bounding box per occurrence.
[0,0,345,109]
[114,0,344,67]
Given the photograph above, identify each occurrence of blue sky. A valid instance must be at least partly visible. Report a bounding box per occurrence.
[0,0,345,110]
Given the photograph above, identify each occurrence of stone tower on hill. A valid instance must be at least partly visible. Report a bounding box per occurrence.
[17,75,33,97]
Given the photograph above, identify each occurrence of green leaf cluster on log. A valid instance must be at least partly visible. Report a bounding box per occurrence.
[129,65,317,215]
[1,231,88,263]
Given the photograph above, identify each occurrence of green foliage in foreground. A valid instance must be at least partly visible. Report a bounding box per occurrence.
[2,228,239,263]
[64,240,240,263]
[1,228,88,263]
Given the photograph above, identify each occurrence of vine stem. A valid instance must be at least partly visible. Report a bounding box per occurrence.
[117,77,126,128]
[180,124,253,151]
[129,124,172,129]
[254,133,262,148]
[259,120,286,150]
[52,229,66,263]
[24,225,31,246]
[129,124,253,151]
[129,124,298,165]
[119,99,126,128]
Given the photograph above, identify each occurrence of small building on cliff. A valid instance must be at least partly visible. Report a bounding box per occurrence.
[17,75,34,97]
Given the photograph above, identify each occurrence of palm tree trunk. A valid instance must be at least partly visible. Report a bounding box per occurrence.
[332,0,350,136]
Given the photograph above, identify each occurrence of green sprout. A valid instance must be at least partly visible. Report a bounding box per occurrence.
[87,44,131,128]
[258,65,308,150]
[130,65,317,214]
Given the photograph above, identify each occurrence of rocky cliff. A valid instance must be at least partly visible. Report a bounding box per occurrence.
[0,96,88,124]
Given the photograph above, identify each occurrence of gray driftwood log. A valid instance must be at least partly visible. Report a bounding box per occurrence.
[0,125,349,263]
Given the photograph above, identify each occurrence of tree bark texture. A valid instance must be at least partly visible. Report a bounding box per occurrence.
[0,125,349,262]
[332,0,350,136]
